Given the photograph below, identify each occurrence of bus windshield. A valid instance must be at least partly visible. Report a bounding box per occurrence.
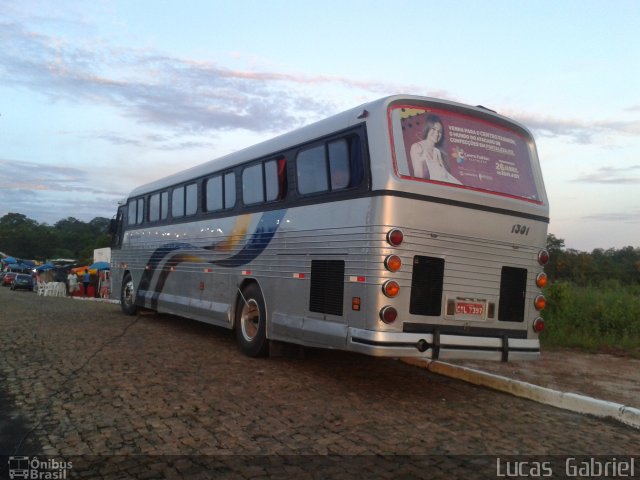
[390,104,541,203]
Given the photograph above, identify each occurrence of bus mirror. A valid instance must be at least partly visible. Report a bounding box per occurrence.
[108,219,117,235]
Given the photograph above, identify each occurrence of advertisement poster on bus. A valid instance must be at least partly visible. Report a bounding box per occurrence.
[391,106,541,203]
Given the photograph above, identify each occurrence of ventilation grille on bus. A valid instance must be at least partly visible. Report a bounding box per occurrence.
[409,256,445,316]
[498,267,527,322]
[309,260,345,316]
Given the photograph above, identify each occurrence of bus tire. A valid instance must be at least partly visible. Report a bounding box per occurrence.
[120,272,138,316]
[235,283,269,357]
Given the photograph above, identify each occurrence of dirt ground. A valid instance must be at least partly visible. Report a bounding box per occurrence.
[450,347,640,409]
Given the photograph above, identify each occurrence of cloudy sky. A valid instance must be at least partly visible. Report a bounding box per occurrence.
[1,0,639,251]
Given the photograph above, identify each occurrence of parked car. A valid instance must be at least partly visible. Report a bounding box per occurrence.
[0,271,6,283]
[11,274,34,291]
[2,272,17,287]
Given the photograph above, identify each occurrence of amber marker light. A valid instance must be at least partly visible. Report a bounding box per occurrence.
[352,297,361,311]
[384,254,402,272]
[382,280,400,298]
[534,295,547,311]
[536,272,548,288]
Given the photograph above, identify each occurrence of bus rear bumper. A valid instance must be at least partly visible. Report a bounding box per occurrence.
[348,328,540,362]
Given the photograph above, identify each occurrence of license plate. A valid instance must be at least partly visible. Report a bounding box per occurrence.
[456,301,485,317]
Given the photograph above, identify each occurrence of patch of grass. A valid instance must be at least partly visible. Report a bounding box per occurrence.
[541,281,640,357]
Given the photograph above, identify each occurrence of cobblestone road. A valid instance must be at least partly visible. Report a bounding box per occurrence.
[0,287,638,479]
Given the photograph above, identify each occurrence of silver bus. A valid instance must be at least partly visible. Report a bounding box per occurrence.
[110,94,549,361]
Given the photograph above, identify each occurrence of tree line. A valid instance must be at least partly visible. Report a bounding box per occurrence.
[0,213,111,264]
[546,234,640,286]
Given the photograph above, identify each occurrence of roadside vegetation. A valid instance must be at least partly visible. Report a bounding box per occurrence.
[542,235,640,357]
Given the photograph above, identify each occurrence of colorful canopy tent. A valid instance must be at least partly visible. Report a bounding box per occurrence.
[36,262,55,272]
[69,264,109,276]
[2,257,35,268]
[89,261,110,271]
[8,262,33,273]
[71,266,90,275]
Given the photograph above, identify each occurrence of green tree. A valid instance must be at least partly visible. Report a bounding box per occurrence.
[546,234,640,286]
[0,213,48,259]
[54,217,99,261]
[0,213,111,263]
[545,234,565,280]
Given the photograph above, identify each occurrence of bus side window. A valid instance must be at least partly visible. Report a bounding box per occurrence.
[128,200,136,225]
[224,172,236,208]
[170,182,198,217]
[206,176,223,211]
[328,140,350,190]
[149,193,160,222]
[348,136,364,188]
[265,157,287,201]
[160,191,169,219]
[297,145,328,194]
[243,159,286,206]
[128,198,144,225]
[206,173,236,211]
[172,186,185,217]
[138,198,144,223]
[185,183,198,216]
[243,164,264,205]
[297,136,362,195]
[149,191,169,222]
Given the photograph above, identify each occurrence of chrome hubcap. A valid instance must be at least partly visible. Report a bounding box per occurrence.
[240,299,260,342]
[123,280,135,306]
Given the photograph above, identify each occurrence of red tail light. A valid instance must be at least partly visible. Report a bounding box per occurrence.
[533,317,545,333]
[380,306,398,324]
[534,295,546,311]
[386,229,403,247]
[538,250,550,266]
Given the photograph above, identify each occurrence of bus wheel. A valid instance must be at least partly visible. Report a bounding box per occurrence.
[120,273,138,316]
[236,284,269,357]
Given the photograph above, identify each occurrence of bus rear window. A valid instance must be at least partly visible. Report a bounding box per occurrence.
[390,105,540,203]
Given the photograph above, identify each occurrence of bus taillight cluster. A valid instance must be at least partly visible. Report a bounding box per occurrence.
[380,229,404,324]
[532,249,550,333]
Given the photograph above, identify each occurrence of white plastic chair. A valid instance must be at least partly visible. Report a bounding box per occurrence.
[37,282,47,296]
[55,282,67,297]
[44,282,57,296]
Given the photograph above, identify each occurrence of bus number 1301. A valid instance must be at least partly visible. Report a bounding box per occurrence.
[511,224,530,236]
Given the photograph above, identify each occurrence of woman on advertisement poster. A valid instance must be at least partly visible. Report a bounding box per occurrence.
[410,114,462,185]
